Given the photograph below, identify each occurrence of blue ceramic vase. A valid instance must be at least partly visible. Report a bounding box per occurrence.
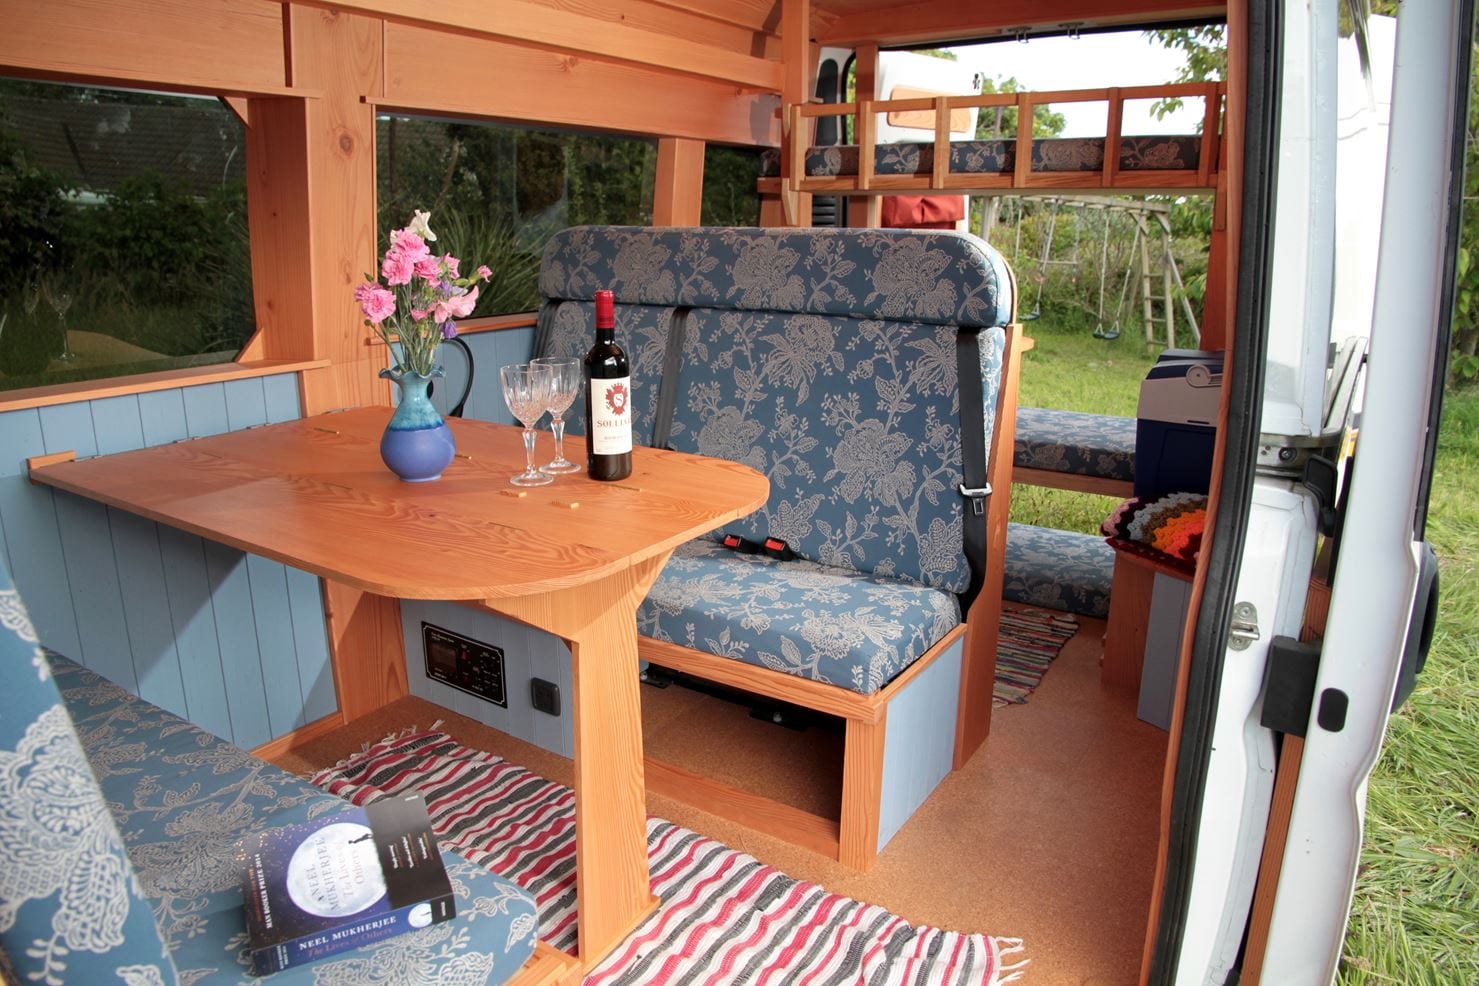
[380,366,456,482]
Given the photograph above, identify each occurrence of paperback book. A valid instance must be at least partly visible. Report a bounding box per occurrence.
[235,793,455,975]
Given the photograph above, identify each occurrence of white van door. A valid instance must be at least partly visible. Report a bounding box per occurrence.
[1253,0,1465,979]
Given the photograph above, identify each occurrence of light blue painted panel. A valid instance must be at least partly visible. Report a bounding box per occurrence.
[182,383,230,438]
[245,554,305,734]
[0,477,81,657]
[157,526,234,740]
[0,408,41,478]
[38,402,98,458]
[224,377,268,431]
[457,332,500,423]
[284,567,335,723]
[138,389,189,446]
[90,395,145,454]
[202,540,271,748]
[877,639,963,853]
[1138,573,1193,731]
[53,493,137,691]
[108,509,187,716]
[400,599,573,758]
[263,374,301,423]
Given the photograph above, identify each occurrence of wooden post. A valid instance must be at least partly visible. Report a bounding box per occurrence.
[653,137,706,226]
[780,0,813,227]
[1138,214,1156,349]
[850,42,880,227]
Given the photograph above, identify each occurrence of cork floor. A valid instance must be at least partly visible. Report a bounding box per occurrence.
[279,613,1168,985]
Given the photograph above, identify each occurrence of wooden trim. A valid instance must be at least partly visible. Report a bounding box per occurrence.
[249,711,349,765]
[954,323,1022,768]
[505,942,581,986]
[300,0,781,91]
[814,0,1225,47]
[365,312,540,346]
[0,359,331,414]
[780,0,811,227]
[838,714,886,869]
[931,96,950,189]
[1103,88,1124,188]
[1011,466,1133,498]
[640,635,878,722]
[645,757,841,859]
[323,582,409,722]
[26,451,77,480]
[855,99,875,191]
[1101,553,1156,695]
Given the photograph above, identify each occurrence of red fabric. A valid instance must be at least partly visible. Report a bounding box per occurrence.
[880,195,966,229]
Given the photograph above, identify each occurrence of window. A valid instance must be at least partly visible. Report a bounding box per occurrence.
[0,79,255,392]
[701,145,761,227]
[376,114,657,316]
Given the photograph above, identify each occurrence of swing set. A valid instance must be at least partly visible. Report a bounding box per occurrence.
[1000,195,1200,348]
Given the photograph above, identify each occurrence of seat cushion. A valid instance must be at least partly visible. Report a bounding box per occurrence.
[1014,407,1136,484]
[1003,523,1115,619]
[51,655,539,985]
[638,539,961,695]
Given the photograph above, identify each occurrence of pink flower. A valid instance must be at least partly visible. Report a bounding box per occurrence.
[381,250,415,286]
[476,264,492,281]
[354,282,396,324]
[410,308,430,321]
[432,285,479,323]
[413,255,442,281]
[441,254,461,279]
[390,228,430,261]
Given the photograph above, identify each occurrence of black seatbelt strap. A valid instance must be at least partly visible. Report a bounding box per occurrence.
[956,326,991,612]
[651,306,690,450]
[531,301,557,359]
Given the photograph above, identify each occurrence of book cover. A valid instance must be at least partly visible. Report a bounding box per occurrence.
[235,793,455,975]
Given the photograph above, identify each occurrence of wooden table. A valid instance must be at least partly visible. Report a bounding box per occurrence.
[31,406,769,969]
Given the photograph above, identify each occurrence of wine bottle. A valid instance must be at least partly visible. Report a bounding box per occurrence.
[583,289,632,481]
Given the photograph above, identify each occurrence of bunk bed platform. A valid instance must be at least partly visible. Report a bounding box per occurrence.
[1014,406,1137,497]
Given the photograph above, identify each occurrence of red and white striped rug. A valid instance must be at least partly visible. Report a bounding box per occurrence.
[312,730,1027,985]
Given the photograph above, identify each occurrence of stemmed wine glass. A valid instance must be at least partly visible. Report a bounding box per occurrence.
[532,356,582,474]
[45,281,77,363]
[500,363,555,486]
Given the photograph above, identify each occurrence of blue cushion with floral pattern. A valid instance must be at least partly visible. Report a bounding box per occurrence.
[638,539,961,695]
[0,556,180,986]
[1014,407,1136,484]
[50,655,539,985]
[1002,523,1115,619]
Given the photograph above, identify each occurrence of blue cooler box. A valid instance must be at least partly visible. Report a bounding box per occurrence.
[1135,349,1223,498]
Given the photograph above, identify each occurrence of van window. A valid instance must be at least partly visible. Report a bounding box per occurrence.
[0,79,254,392]
[702,145,762,227]
[376,114,658,316]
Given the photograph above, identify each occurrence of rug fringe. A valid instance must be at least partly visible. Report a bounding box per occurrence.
[318,722,443,775]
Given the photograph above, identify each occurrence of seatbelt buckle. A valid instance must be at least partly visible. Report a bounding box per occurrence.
[958,483,992,516]
[722,533,761,554]
[762,537,796,561]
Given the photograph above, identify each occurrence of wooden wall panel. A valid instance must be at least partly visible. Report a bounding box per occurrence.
[0,374,335,749]
[0,0,286,95]
[654,138,707,226]
[383,24,780,147]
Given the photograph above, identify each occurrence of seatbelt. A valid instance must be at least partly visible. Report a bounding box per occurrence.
[531,301,557,359]
[650,306,690,450]
[956,327,991,612]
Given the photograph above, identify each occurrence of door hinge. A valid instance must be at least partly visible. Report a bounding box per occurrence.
[1229,601,1261,650]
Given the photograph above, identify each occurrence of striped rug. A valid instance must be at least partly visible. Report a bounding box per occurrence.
[993,606,1080,707]
[312,730,1027,985]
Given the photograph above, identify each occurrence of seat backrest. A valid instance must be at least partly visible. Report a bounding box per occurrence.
[0,554,180,984]
[537,226,1015,590]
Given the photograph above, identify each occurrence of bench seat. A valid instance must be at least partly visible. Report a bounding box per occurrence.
[639,539,961,696]
[49,654,539,985]
[1004,523,1115,619]
[1013,407,1136,491]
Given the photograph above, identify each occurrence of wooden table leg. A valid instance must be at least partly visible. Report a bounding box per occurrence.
[484,554,668,969]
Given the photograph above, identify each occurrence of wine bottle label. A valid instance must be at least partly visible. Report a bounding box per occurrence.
[590,375,633,455]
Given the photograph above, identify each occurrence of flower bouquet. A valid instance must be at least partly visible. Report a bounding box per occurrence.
[356,211,492,482]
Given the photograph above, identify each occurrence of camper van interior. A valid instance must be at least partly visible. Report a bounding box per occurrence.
[0,2,1464,985]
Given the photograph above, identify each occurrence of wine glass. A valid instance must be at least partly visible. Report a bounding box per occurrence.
[532,356,582,474]
[500,363,555,487]
[46,281,77,363]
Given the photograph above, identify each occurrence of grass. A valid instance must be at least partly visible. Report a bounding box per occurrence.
[1014,316,1479,983]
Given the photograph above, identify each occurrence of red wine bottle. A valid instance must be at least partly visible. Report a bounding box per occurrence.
[583,289,632,481]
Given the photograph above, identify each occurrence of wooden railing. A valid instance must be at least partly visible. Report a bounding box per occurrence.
[763,81,1225,212]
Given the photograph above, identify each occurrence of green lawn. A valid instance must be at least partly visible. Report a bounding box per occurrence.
[1014,317,1478,982]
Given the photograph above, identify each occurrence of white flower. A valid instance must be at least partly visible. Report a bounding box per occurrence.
[408,209,436,242]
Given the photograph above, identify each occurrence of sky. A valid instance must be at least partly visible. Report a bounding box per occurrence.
[943,30,1204,138]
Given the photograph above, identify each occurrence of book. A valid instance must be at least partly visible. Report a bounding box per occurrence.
[235,793,455,975]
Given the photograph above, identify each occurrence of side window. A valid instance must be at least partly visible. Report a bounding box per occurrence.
[375,115,658,316]
[701,145,761,227]
[0,79,255,392]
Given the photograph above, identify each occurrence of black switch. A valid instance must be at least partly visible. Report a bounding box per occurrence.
[530,678,561,717]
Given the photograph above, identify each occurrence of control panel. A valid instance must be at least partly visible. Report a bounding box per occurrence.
[422,622,507,708]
